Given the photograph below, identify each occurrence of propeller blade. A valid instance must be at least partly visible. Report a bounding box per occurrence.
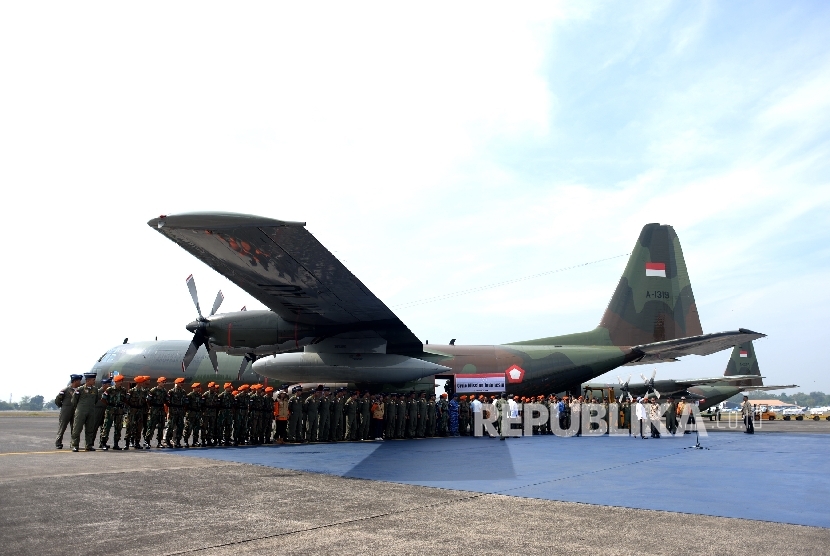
[618,393,624,404]
[627,392,633,402]
[181,336,203,372]
[209,290,224,317]
[617,376,624,385]
[654,389,661,399]
[640,373,648,383]
[627,374,632,384]
[204,342,219,374]
[186,275,203,319]
[237,355,250,381]
[651,368,657,380]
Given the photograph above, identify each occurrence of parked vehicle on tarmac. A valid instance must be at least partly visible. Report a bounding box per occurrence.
[782,407,806,421]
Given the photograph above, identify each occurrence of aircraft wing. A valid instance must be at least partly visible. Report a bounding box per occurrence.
[741,384,799,391]
[148,212,423,356]
[627,329,766,364]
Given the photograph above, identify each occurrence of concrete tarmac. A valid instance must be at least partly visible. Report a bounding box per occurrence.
[1,415,828,556]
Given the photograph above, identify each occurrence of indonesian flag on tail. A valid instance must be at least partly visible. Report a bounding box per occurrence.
[740,350,748,358]
[645,262,666,277]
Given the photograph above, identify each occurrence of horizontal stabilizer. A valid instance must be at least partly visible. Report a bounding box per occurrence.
[672,375,764,387]
[743,384,799,392]
[632,328,766,363]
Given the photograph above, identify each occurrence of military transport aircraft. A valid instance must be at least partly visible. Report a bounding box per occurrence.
[139,212,763,397]
[583,340,796,408]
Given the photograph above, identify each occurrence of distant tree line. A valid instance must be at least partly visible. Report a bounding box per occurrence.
[727,391,829,407]
[0,395,49,411]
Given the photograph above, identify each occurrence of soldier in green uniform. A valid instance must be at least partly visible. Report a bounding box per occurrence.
[233,384,251,446]
[416,392,427,438]
[358,391,371,441]
[426,394,437,437]
[201,382,219,446]
[287,386,304,442]
[70,372,100,452]
[495,392,508,440]
[93,377,111,443]
[144,377,168,448]
[345,391,358,441]
[124,376,147,449]
[332,388,346,441]
[217,382,235,446]
[164,378,188,448]
[437,393,449,436]
[304,387,322,442]
[318,387,331,442]
[54,374,82,449]
[406,392,418,439]
[99,375,127,450]
[384,393,397,440]
[248,384,265,444]
[665,396,678,435]
[459,395,471,436]
[395,394,406,439]
[183,382,203,447]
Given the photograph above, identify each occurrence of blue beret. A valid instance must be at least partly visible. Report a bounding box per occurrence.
[83,372,97,379]
[70,374,83,381]
[102,378,112,384]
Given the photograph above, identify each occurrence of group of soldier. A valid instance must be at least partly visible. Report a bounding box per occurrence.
[54,372,702,452]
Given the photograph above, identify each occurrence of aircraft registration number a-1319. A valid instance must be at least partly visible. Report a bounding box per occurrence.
[105,212,762,396]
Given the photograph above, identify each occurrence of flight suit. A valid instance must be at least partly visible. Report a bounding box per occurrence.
[406,396,418,438]
[426,398,437,437]
[304,394,320,442]
[233,391,250,445]
[332,393,346,441]
[93,394,107,442]
[70,384,100,450]
[287,392,304,442]
[384,397,397,440]
[345,396,358,441]
[358,395,371,441]
[54,386,77,448]
[144,385,168,446]
[318,394,331,442]
[183,390,203,446]
[416,395,427,437]
[99,384,127,448]
[395,397,406,439]
[665,400,678,435]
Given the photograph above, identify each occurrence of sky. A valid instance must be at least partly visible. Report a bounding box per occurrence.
[1,1,829,401]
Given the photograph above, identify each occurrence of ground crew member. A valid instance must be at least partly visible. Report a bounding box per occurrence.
[234,384,251,446]
[99,375,127,450]
[384,393,397,440]
[742,395,755,434]
[144,377,168,448]
[54,374,82,449]
[183,382,203,447]
[70,372,100,452]
[216,383,235,446]
[416,392,427,438]
[303,386,321,442]
[287,386,304,442]
[319,387,331,442]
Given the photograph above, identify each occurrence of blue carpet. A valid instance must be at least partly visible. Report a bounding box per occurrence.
[172,432,830,528]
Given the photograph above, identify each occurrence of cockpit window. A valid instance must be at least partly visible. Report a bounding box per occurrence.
[97,352,118,364]
[97,353,108,363]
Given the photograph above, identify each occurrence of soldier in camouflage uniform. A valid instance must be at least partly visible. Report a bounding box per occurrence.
[144,377,168,448]
[287,386,304,442]
[406,392,418,439]
[70,372,100,452]
[201,382,219,446]
[99,375,127,450]
[183,383,203,447]
[165,377,188,448]
[358,391,371,441]
[124,377,146,449]
[437,393,449,436]
[416,392,427,438]
[217,383,235,446]
[495,392,508,440]
[395,394,406,439]
[263,387,275,443]
[318,387,331,442]
[304,387,322,442]
[54,374,82,449]
[344,391,358,441]
[459,395,471,436]
[93,377,111,442]
[247,384,264,444]
[233,384,251,446]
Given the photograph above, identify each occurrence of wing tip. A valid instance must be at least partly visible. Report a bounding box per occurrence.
[148,212,306,230]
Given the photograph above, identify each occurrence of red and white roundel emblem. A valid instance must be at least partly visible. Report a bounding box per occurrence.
[505,364,525,384]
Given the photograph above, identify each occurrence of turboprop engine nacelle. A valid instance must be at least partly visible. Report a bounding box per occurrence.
[252,352,450,384]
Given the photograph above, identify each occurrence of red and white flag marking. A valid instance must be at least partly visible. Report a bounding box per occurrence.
[739,350,748,358]
[645,262,666,277]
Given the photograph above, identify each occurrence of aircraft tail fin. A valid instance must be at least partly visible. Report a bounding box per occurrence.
[724,341,763,387]
[598,223,703,346]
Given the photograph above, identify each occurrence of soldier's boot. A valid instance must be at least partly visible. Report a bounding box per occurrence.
[112,443,122,450]
[166,439,174,448]
[123,443,129,450]
[71,446,79,452]
[85,446,96,451]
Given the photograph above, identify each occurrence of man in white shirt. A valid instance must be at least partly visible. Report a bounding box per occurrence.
[470,395,482,436]
[635,397,648,439]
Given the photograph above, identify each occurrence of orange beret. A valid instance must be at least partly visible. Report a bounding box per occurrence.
[264,387,274,393]
[239,384,249,391]
[460,395,467,400]
[133,376,145,383]
[224,382,232,389]
[113,375,124,382]
[191,383,201,388]
[207,382,214,387]
[232,390,238,395]
[251,384,262,390]
[174,377,185,384]
[440,393,447,398]
[157,377,166,383]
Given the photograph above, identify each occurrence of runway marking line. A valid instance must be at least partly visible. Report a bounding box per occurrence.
[0,450,74,456]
